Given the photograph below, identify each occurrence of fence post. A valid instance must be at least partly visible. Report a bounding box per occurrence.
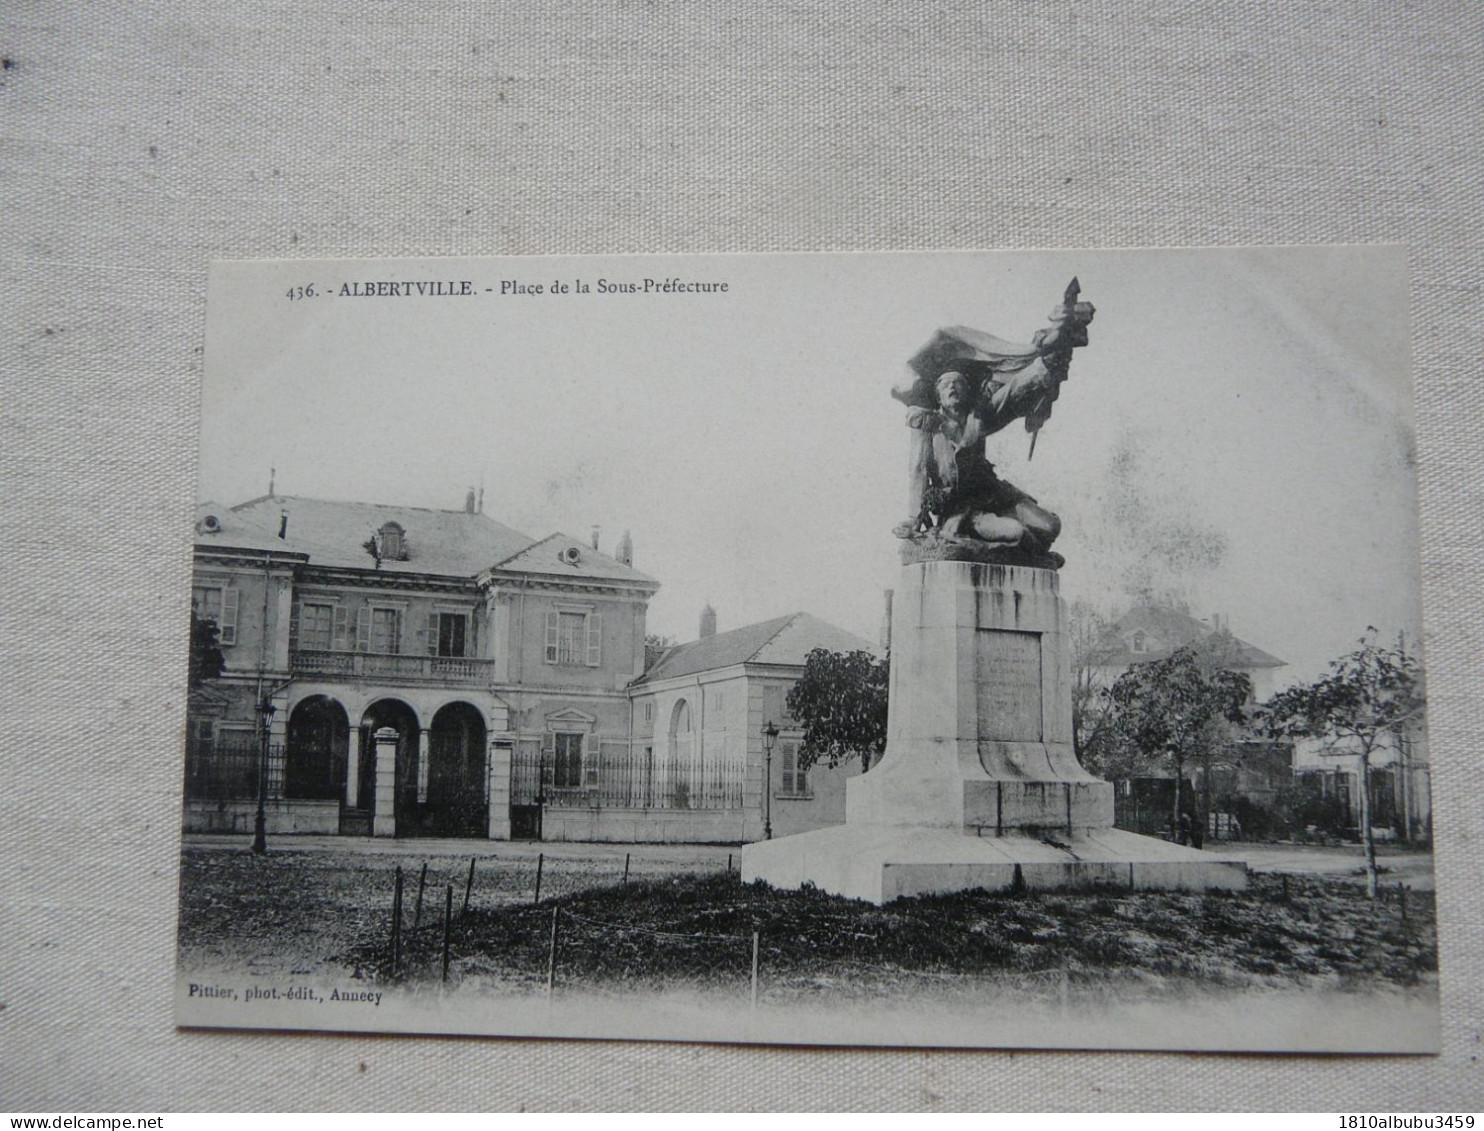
[534,852,544,905]
[463,857,476,917]
[546,907,560,997]
[750,931,760,1009]
[390,866,404,975]
[414,862,428,929]
[1399,882,1408,927]
[623,852,630,885]
[441,884,453,983]
[728,852,733,874]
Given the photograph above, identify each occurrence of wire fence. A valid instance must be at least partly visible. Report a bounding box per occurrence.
[345,852,1434,1006]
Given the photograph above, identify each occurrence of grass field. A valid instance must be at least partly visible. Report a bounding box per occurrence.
[176,844,1436,1007]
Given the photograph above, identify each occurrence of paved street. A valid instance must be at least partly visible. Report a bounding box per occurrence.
[181,833,1434,889]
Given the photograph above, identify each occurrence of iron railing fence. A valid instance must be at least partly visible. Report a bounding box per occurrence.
[514,743,746,811]
[184,735,284,801]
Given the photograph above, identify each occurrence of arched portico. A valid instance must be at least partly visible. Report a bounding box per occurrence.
[425,701,488,837]
[285,695,349,802]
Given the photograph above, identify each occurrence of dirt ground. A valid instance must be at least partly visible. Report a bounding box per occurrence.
[175,834,1437,995]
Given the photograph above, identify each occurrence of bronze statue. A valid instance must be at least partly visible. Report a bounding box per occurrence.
[892,278,1095,567]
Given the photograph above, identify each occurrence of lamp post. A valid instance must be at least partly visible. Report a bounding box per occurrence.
[252,695,276,855]
[760,721,779,841]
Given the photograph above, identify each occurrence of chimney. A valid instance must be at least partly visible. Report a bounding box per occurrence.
[278,509,288,539]
[590,524,600,551]
[268,467,276,496]
[699,602,717,639]
[477,486,484,514]
[615,529,633,566]
[465,488,477,514]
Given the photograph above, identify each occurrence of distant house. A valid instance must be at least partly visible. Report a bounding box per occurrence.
[621,611,875,844]
[1290,720,1431,842]
[1081,604,1289,838]
[1088,606,1287,701]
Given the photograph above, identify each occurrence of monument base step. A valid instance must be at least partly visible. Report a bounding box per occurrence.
[740,823,1247,905]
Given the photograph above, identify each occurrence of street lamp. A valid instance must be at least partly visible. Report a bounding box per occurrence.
[252,696,276,855]
[760,721,779,841]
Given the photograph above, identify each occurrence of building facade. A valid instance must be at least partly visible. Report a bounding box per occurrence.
[185,495,872,844]
[186,494,656,840]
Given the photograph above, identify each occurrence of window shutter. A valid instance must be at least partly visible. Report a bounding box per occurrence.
[220,587,239,645]
[427,611,440,657]
[586,612,602,667]
[584,737,598,787]
[332,606,348,651]
[355,607,371,652]
[288,601,300,651]
[541,732,556,787]
[544,611,559,663]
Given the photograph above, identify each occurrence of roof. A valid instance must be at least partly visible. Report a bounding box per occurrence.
[198,495,535,577]
[636,612,873,684]
[197,496,659,585]
[193,501,311,557]
[487,532,659,587]
[1098,605,1285,669]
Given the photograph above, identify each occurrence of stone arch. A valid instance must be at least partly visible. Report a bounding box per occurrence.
[425,701,488,838]
[285,695,349,801]
[360,698,419,835]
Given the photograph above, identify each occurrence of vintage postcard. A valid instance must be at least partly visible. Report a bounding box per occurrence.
[176,248,1437,1052]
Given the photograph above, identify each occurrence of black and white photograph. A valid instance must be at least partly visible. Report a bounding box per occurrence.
[175,247,1436,1052]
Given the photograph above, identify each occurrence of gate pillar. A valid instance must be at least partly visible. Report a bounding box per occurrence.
[487,740,513,840]
[372,726,398,837]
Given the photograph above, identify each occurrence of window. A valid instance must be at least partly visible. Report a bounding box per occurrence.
[377,522,407,561]
[192,584,239,645]
[300,603,334,650]
[356,606,404,653]
[544,609,602,666]
[553,732,583,789]
[557,612,584,664]
[643,701,654,723]
[428,611,469,657]
[779,740,810,796]
[1132,630,1146,654]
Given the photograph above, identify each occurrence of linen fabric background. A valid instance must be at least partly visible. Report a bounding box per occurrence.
[2,0,1481,1111]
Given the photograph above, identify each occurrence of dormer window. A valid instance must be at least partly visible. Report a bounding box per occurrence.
[1132,630,1146,654]
[377,522,407,561]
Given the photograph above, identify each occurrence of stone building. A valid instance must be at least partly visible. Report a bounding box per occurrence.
[615,611,874,844]
[185,493,872,843]
[186,493,656,839]
[1087,605,1286,700]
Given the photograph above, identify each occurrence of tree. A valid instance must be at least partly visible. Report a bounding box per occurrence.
[1100,646,1252,838]
[786,648,889,773]
[189,598,225,691]
[1066,600,1120,772]
[1258,629,1424,899]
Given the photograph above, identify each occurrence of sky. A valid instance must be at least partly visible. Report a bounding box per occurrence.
[200,247,1421,686]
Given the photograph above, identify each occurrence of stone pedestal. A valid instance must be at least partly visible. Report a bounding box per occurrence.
[744,559,1245,901]
[846,560,1113,834]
